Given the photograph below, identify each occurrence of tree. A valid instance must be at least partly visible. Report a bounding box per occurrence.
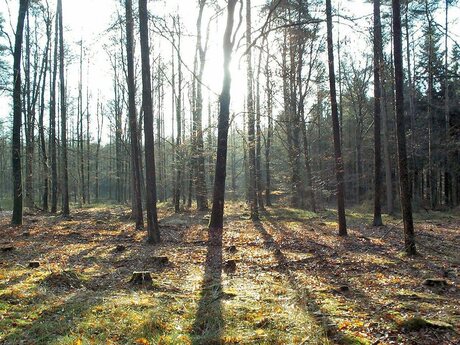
[50,0,59,213]
[264,38,273,207]
[373,0,383,226]
[246,0,259,220]
[326,0,347,236]
[173,16,183,213]
[392,0,416,255]
[58,0,70,217]
[192,0,209,211]
[38,3,52,211]
[209,0,239,230]
[125,0,143,229]
[138,0,160,243]
[11,0,29,225]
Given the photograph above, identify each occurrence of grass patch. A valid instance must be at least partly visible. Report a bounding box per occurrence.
[266,206,318,221]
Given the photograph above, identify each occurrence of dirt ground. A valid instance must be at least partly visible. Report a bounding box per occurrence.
[0,203,459,344]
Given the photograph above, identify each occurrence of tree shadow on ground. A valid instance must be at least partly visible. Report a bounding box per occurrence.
[1,287,102,344]
[261,214,459,344]
[252,219,345,343]
[191,227,224,345]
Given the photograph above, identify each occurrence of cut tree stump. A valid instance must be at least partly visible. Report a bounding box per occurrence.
[227,245,237,253]
[1,245,14,252]
[114,245,126,253]
[339,285,350,292]
[423,278,448,287]
[129,271,152,285]
[151,256,169,265]
[28,261,40,268]
[224,260,237,274]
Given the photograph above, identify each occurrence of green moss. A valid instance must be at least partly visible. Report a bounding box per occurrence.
[340,334,370,345]
[401,317,429,330]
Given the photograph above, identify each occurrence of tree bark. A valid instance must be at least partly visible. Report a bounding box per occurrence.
[39,8,51,212]
[125,0,143,229]
[373,0,383,226]
[246,0,259,220]
[192,0,209,211]
[209,0,238,229]
[58,0,69,217]
[139,0,160,243]
[11,0,29,225]
[326,0,347,235]
[49,0,58,213]
[264,39,272,207]
[392,0,416,255]
[174,17,182,213]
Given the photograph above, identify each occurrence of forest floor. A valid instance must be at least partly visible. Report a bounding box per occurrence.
[0,202,459,345]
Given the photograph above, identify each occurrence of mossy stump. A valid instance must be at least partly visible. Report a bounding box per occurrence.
[401,317,453,331]
[129,271,152,285]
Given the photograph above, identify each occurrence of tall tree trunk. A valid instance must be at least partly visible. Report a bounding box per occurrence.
[50,1,58,213]
[125,0,143,229]
[300,106,316,212]
[58,0,70,217]
[12,0,29,225]
[209,0,238,229]
[373,0,383,226]
[139,0,160,243]
[326,0,347,235]
[381,80,393,214]
[112,54,123,203]
[78,40,85,205]
[288,25,303,208]
[255,45,264,210]
[264,40,273,207]
[425,1,436,209]
[392,0,416,255]
[444,0,451,207]
[246,0,259,220]
[405,4,418,206]
[193,0,209,211]
[39,9,51,212]
[24,12,34,209]
[96,100,103,202]
[174,17,183,213]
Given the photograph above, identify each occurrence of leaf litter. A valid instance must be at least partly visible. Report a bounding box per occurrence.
[0,204,458,344]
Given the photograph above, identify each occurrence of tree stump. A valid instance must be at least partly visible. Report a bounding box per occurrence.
[151,256,169,265]
[129,271,152,285]
[423,278,448,287]
[1,245,14,252]
[28,261,40,268]
[339,285,350,292]
[114,245,126,253]
[224,260,237,274]
[226,245,237,254]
